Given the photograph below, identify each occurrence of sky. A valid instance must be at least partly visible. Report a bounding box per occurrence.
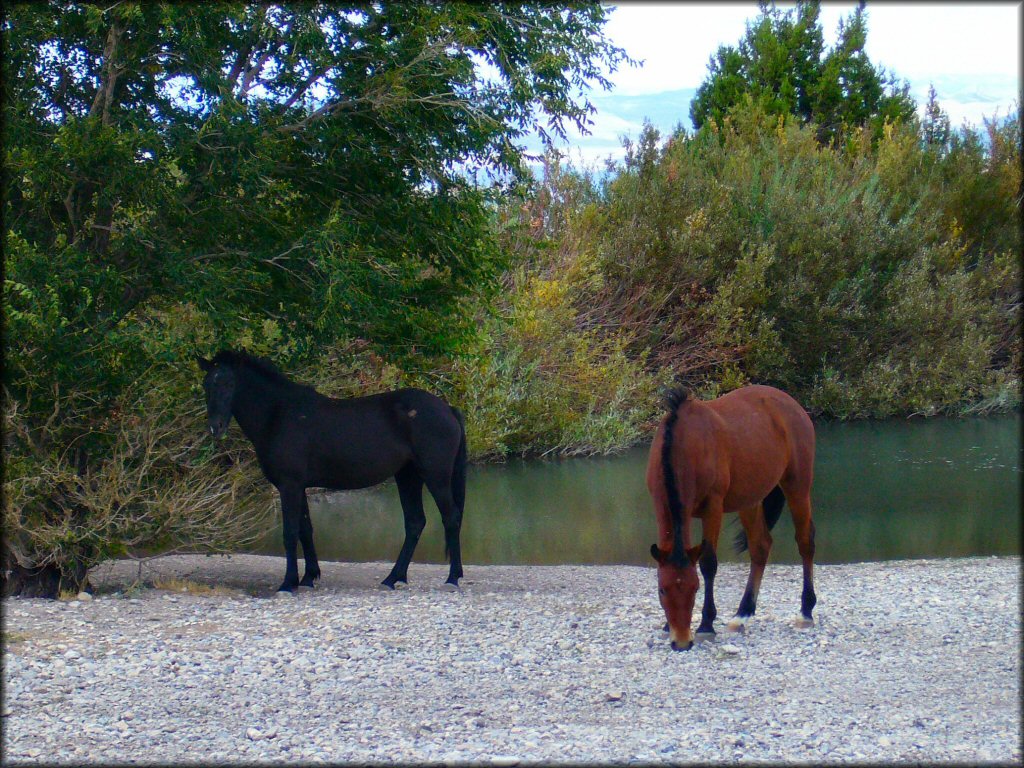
[531,2,1022,167]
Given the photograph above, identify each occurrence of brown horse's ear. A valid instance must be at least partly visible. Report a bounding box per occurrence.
[196,355,212,372]
[650,544,668,564]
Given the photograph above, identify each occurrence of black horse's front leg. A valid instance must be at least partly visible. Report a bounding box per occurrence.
[297,494,320,588]
[277,485,304,592]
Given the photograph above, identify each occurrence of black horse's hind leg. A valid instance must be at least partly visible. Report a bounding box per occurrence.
[297,494,321,588]
[277,485,304,592]
[424,476,463,587]
[382,465,426,589]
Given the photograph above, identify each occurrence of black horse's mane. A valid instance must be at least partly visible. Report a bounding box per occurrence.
[212,349,315,395]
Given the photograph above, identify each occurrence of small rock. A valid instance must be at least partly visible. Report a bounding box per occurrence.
[247,727,264,741]
[63,650,81,660]
[878,736,892,747]
[605,691,624,702]
[720,644,741,654]
[76,592,92,601]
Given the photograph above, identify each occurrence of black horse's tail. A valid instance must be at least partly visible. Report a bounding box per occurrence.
[447,406,468,560]
[661,387,690,567]
[734,485,786,553]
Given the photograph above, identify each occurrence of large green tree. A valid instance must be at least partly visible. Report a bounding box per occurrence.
[690,0,915,143]
[2,1,630,595]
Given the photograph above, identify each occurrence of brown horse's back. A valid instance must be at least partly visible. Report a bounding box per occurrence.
[650,385,814,517]
[707,385,815,510]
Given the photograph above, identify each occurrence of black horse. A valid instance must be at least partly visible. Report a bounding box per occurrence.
[197,350,467,592]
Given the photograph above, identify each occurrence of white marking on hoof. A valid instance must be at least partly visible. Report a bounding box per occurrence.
[273,590,294,599]
[726,616,750,632]
[793,615,814,629]
[408,409,417,418]
[694,631,716,643]
[441,582,460,592]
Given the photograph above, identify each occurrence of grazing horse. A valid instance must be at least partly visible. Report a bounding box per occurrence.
[197,350,467,592]
[647,384,817,651]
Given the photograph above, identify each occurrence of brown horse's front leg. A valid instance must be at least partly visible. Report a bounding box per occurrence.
[695,541,718,636]
[695,507,723,638]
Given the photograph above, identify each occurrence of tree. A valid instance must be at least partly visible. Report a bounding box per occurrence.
[690,1,915,143]
[2,2,631,595]
[921,84,952,150]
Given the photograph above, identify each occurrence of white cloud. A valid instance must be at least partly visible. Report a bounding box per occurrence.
[602,2,1021,90]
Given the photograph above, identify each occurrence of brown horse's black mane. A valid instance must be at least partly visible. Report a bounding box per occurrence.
[212,349,316,396]
[660,385,690,567]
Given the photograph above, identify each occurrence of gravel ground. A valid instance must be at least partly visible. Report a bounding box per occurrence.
[1,554,1020,765]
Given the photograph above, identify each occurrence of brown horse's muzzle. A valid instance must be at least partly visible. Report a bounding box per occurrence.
[669,625,694,651]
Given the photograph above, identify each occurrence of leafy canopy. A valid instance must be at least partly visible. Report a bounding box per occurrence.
[689,0,916,143]
[4,1,631,422]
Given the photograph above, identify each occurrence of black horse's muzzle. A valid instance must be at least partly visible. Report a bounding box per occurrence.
[208,419,229,439]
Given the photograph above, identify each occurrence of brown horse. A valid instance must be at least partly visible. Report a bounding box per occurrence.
[647,384,817,651]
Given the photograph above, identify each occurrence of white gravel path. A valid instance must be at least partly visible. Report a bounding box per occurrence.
[1,554,1019,764]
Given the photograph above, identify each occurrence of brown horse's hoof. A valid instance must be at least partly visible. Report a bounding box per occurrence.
[670,640,694,652]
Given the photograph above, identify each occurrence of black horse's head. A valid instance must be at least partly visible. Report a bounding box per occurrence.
[197,355,237,439]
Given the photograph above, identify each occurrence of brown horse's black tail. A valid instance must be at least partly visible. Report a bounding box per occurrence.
[447,406,467,561]
[734,485,786,553]
[660,387,690,567]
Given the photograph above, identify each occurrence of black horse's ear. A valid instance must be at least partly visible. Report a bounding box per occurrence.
[196,355,212,372]
[650,544,666,564]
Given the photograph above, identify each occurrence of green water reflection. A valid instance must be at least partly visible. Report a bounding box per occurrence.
[256,415,1021,565]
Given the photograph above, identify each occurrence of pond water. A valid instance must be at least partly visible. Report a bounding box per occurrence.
[255,415,1021,566]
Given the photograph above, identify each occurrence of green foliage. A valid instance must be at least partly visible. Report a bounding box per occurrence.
[690,1,916,144]
[521,100,1021,420]
[2,1,629,592]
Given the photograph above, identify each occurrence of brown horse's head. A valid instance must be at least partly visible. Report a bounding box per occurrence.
[650,542,703,651]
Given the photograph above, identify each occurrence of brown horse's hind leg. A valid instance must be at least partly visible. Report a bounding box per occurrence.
[727,504,772,632]
[788,492,817,627]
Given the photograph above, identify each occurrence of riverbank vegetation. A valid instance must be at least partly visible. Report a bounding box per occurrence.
[4,1,1019,594]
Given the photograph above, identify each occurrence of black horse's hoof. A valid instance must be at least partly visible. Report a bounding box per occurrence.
[275,586,295,597]
[670,640,694,652]
[443,579,460,591]
[298,576,318,588]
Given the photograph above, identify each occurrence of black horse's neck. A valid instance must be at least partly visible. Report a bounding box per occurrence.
[226,356,315,451]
